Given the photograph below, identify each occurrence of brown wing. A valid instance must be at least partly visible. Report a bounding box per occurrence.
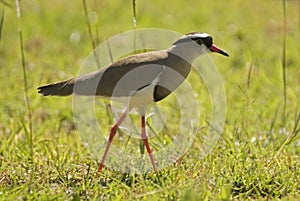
[38,50,169,97]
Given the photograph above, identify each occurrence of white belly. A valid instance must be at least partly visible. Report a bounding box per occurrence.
[100,84,156,115]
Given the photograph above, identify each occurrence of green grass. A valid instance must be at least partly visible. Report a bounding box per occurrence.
[1,0,300,200]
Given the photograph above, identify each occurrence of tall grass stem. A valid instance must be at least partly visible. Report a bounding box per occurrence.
[82,0,100,67]
[281,0,287,124]
[15,0,33,157]
[0,8,4,44]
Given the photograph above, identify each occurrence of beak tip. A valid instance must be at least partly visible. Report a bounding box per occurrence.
[218,50,229,57]
[210,45,229,57]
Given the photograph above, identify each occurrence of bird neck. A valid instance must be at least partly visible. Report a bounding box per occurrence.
[168,43,207,63]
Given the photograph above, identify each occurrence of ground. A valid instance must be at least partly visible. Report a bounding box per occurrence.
[0,0,299,200]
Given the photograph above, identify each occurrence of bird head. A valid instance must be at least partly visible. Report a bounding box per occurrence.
[173,32,229,57]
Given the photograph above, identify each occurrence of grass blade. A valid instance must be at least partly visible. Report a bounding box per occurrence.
[82,0,100,67]
[15,0,33,158]
[0,0,12,8]
[281,0,287,124]
[0,8,4,44]
[132,0,137,29]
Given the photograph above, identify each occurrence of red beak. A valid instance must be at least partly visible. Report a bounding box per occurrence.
[210,45,229,57]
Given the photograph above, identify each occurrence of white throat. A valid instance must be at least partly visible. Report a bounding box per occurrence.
[168,42,209,63]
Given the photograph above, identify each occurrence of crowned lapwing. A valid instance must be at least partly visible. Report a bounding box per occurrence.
[38,32,229,172]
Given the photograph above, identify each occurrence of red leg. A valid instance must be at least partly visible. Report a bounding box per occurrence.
[141,115,157,172]
[98,109,127,172]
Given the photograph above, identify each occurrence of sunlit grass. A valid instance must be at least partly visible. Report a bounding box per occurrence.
[0,0,299,200]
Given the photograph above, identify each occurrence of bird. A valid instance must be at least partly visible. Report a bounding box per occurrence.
[37,32,229,173]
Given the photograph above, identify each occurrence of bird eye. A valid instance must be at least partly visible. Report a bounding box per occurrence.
[196,39,203,44]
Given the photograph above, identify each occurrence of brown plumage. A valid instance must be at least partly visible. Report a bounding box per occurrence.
[38,50,192,102]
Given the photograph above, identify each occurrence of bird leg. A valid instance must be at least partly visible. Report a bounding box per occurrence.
[98,109,127,172]
[141,115,157,172]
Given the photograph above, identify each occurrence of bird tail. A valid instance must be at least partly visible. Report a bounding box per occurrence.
[37,78,75,96]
